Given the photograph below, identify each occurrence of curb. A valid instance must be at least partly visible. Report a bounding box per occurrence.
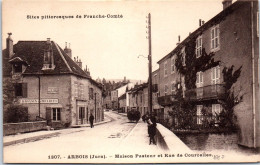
[70,118,112,128]
[3,132,60,147]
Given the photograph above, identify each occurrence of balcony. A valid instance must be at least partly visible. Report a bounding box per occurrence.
[185,84,225,101]
[158,94,177,106]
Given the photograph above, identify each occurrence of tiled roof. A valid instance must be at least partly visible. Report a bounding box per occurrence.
[129,83,148,93]
[3,40,102,88]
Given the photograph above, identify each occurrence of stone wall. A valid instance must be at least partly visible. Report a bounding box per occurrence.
[3,121,47,136]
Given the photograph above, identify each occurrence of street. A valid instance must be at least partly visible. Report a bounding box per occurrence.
[3,111,140,163]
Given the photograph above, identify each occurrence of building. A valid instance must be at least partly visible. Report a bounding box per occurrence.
[128,83,148,116]
[118,93,126,113]
[151,69,164,123]
[156,0,259,148]
[3,34,104,128]
[103,93,112,109]
[111,82,134,110]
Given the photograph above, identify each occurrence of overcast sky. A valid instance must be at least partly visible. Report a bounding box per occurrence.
[3,0,226,81]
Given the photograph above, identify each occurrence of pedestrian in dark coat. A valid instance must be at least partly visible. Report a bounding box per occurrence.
[89,113,94,128]
[147,115,157,145]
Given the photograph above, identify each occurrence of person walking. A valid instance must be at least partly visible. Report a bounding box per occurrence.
[89,113,94,128]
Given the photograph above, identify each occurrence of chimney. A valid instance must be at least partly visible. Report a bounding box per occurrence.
[202,20,205,25]
[78,59,82,68]
[47,38,51,44]
[64,42,72,58]
[176,35,181,45]
[199,19,202,27]
[42,38,55,70]
[6,33,14,58]
[222,0,232,10]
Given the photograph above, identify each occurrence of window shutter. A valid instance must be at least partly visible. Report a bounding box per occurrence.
[217,66,220,83]
[22,83,27,98]
[46,107,52,126]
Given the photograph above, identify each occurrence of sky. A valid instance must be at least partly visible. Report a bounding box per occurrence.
[2,0,225,81]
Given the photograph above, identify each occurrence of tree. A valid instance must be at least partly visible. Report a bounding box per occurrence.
[127,110,140,123]
[4,104,29,123]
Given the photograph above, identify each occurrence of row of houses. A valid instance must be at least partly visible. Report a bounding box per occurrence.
[3,34,104,128]
[112,0,259,149]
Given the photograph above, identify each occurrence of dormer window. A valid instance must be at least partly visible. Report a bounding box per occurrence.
[9,57,27,74]
[14,63,22,73]
[44,52,51,63]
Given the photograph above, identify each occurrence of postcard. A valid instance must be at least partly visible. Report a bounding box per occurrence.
[2,0,260,163]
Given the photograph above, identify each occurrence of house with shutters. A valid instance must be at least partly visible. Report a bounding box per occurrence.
[2,34,103,128]
[155,0,259,148]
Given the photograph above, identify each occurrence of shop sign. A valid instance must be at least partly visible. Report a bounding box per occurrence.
[19,99,59,104]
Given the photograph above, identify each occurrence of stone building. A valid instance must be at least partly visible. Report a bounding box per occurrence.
[3,34,103,128]
[111,82,134,110]
[127,83,148,116]
[156,0,259,148]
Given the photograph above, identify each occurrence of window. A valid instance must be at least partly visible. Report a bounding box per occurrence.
[44,52,51,63]
[164,61,167,77]
[196,71,203,87]
[14,83,27,97]
[52,108,61,121]
[13,64,22,73]
[211,66,220,84]
[212,104,222,124]
[164,84,168,95]
[211,25,220,50]
[74,83,78,98]
[196,36,202,58]
[181,48,186,66]
[171,57,175,73]
[196,105,203,125]
[78,84,84,98]
[89,87,94,99]
[212,104,221,115]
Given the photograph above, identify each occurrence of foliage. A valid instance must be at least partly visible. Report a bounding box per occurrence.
[218,65,243,129]
[167,84,196,130]
[127,110,141,122]
[102,78,130,97]
[4,104,29,123]
[175,38,220,90]
[3,78,15,107]
[170,38,219,130]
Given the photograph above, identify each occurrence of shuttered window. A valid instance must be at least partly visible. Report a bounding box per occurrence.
[211,25,220,51]
[196,36,202,58]
[14,83,27,97]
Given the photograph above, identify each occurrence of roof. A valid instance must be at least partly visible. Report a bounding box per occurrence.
[118,93,126,100]
[157,1,247,64]
[3,40,102,89]
[128,83,148,93]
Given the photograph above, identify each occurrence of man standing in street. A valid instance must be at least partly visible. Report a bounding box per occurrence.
[89,113,94,128]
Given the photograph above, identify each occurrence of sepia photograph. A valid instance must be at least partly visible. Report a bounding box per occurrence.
[2,0,260,163]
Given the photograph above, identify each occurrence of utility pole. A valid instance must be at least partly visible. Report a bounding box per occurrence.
[147,13,153,115]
